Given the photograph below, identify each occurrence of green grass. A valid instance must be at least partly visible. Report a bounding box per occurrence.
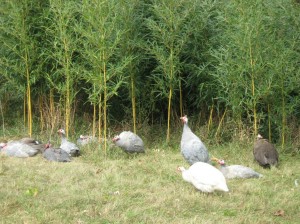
[0,140,300,224]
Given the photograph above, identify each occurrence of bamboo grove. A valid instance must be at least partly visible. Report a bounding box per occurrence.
[0,0,299,149]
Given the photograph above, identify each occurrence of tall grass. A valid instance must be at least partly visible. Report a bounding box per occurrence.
[1,131,299,223]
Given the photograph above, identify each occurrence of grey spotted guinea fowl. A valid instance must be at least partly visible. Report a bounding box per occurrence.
[77,135,97,146]
[180,115,210,165]
[41,142,71,162]
[57,129,80,157]
[0,139,41,158]
[212,158,263,179]
[112,131,144,153]
[253,134,279,168]
[20,137,45,152]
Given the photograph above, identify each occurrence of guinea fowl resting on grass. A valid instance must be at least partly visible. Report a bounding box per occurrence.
[180,115,210,165]
[177,162,229,193]
[57,129,80,157]
[41,142,71,162]
[20,137,45,152]
[77,135,97,146]
[211,158,263,179]
[112,131,144,153]
[253,134,279,168]
[0,140,41,158]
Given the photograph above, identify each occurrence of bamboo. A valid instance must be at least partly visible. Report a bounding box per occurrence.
[268,103,271,141]
[131,71,136,134]
[208,105,214,133]
[281,85,286,149]
[0,99,5,135]
[215,108,227,138]
[23,92,26,130]
[98,97,102,142]
[39,95,43,131]
[103,51,107,155]
[167,87,172,143]
[179,79,183,117]
[93,102,96,137]
[25,52,32,137]
[50,89,55,133]
[249,44,257,136]
[64,37,70,138]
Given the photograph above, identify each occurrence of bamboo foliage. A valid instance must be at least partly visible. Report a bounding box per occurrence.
[78,0,131,153]
[0,0,41,136]
[46,0,79,137]
[117,0,144,134]
[0,0,299,146]
[146,0,198,142]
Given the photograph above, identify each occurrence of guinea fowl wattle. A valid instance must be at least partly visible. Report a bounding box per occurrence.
[57,129,80,157]
[180,115,210,165]
[112,131,144,153]
[253,134,278,168]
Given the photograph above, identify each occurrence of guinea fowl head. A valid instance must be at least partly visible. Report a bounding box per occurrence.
[44,141,52,150]
[211,157,226,165]
[218,159,226,165]
[112,135,120,142]
[180,115,188,124]
[177,166,186,172]
[0,142,7,149]
[57,129,66,136]
[257,134,263,140]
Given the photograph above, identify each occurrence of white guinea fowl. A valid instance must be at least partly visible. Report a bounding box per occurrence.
[57,129,80,157]
[178,162,229,193]
[112,131,144,153]
[212,158,263,179]
[180,115,210,165]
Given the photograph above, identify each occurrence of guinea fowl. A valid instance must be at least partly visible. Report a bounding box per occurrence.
[77,135,97,146]
[41,142,71,162]
[177,162,229,193]
[112,131,144,153]
[212,158,263,179]
[0,140,40,158]
[180,115,210,165]
[253,134,279,168]
[57,129,80,157]
[20,137,45,152]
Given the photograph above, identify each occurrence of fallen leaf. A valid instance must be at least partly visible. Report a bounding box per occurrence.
[274,209,285,217]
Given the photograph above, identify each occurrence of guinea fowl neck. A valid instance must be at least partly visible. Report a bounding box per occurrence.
[183,123,193,136]
[181,170,191,182]
[60,133,67,142]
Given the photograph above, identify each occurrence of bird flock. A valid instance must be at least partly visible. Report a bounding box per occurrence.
[0,115,279,194]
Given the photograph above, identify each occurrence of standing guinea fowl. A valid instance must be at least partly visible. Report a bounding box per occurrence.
[253,134,279,168]
[177,162,229,193]
[180,115,210,165]
[57,129,80,157]
[41,142,71,162]
[212,158,263,179]
[112,131,144,153]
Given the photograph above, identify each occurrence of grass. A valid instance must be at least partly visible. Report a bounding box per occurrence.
[0,135,300,224]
